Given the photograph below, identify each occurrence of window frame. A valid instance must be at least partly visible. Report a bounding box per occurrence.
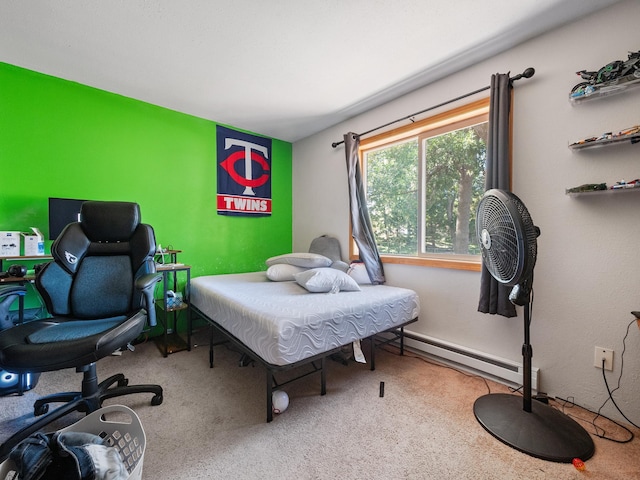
[352,97,504,272]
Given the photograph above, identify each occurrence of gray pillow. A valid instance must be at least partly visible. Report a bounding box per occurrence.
[266,252,332,268]
[294,268,361,293]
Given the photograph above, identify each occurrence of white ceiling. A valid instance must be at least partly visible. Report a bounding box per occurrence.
[0,0,621,142]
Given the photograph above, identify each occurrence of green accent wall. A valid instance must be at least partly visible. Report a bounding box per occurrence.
[0,63,292,319]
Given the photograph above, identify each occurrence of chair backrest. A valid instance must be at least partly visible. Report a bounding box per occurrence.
[36,201,157,320]
[309,235,342,263]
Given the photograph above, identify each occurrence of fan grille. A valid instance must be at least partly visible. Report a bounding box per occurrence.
[477,189,538,286]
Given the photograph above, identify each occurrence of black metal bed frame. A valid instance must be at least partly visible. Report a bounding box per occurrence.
[191,304,417,422]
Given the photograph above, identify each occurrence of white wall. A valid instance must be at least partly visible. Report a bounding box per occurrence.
[292,0,640,425]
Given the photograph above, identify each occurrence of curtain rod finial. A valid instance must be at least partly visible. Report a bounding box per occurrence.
[511,67,535,82]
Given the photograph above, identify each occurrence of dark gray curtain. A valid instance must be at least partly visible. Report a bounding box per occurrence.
[477,73,517,317]
[344,132,385,284]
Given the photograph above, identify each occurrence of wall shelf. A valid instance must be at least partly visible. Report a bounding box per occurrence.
[566,186,640,197]
[569,74,640,104]
[567,69,640,196]
[569,132,640,150]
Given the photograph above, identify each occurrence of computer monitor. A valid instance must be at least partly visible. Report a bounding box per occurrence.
[48,197,88,240]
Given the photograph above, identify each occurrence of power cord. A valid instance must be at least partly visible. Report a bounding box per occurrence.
[548,317,638,444]
[554,395,634,444]
[594,318,639,430]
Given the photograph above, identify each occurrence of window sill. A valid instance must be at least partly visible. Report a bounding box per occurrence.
[377,254,481,272]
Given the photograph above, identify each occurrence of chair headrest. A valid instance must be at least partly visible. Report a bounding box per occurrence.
[309,235,342,263]
[81,202,141,242]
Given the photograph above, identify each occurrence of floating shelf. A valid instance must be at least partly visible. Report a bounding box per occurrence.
[566,186,640,197]
[566,66,640,198]
[569,74,640,104]
[569,132,640,150]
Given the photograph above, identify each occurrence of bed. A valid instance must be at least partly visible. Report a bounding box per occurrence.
[190,269,420,421]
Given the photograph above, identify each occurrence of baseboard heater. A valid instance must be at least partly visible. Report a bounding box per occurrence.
[397,329,539,391]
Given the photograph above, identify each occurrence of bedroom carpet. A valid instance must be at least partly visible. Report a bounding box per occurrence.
[1,328,638,479]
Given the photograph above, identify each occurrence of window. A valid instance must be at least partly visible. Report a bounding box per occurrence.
[357,98,492,271]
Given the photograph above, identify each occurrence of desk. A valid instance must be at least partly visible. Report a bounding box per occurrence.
[154,264,191,357]
[0,274,35,284]
[0,255,52,272]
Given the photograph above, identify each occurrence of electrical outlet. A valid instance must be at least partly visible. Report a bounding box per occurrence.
[594,346,613,371]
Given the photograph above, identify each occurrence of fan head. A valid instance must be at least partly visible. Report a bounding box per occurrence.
[476,189,538,286]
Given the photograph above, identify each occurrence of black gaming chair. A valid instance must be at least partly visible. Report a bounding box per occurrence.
[0,201,163,460]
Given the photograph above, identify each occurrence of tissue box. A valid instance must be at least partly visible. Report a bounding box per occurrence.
[22,228,45,256]
[166,292,183,309]
[0,231,20,256]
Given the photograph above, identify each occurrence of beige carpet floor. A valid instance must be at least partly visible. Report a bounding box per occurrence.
[1,329,639,479]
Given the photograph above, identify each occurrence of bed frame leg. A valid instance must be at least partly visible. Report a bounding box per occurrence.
[209,326,214,368]
[370,336,376,371]
[266,369,274,422]
[400,327,405,355]
[320,357,326,395]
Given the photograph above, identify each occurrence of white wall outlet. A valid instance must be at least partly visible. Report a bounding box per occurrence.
[594,346,614,371]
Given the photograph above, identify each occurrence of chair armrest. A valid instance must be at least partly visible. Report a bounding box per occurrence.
[0,285,27,298]
[136,273,162,291]
[135,273,162,327]
[0,285,27,331]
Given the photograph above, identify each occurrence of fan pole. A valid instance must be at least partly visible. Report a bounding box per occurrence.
[522,302,532,413]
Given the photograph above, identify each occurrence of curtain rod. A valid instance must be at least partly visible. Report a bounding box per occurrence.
[331,67,535,148]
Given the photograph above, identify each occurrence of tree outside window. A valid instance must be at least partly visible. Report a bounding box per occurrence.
[422,123,487,256]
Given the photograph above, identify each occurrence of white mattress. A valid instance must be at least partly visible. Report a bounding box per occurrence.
[190,272,420,366]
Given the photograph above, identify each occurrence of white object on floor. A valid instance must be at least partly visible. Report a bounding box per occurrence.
[272,390,289,414]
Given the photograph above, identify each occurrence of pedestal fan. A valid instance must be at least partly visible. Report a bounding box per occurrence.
[474,189,594,463]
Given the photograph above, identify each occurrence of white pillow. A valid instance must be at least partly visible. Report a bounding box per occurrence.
[266,264,307,281]
[294,268,361,293]
[266,252,332,268]
[348,262,372,285]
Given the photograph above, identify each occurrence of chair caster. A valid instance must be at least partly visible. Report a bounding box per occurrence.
[34,403,49,416]
[151,394,163,406]
[118,378,129,387]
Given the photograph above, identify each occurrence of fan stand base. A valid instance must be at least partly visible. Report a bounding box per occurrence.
[474,393,594,463]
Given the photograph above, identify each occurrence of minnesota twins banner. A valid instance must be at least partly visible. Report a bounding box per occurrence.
[216,125,272,217]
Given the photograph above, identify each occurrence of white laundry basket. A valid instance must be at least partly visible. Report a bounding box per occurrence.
[0,405,146,480]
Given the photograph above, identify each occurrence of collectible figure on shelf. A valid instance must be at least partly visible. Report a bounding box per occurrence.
[568,125,640,147]
[571,49,640,98]
[611,179,640,190]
